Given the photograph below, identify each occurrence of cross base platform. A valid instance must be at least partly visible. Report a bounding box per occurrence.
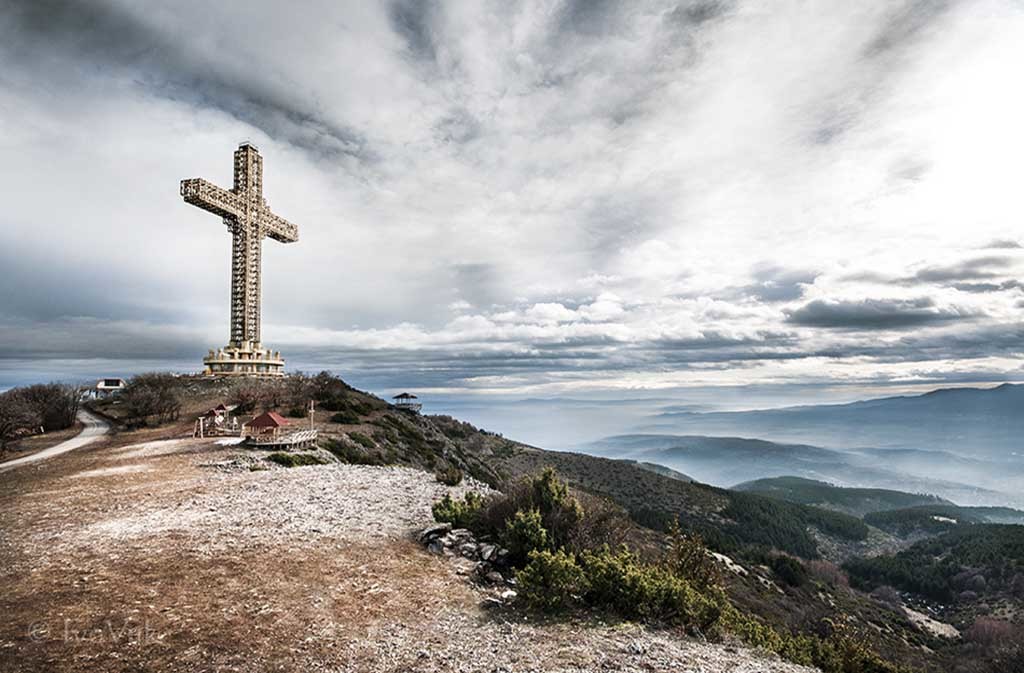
[204,342,285,377]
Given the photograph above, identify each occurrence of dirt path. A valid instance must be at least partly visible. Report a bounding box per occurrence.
[0,434,815,673]
[0,410,109,474]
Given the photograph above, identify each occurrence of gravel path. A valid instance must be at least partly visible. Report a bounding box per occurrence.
[0,409,109,473]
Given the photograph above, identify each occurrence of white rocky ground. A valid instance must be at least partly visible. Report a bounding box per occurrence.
[0,436,817,673]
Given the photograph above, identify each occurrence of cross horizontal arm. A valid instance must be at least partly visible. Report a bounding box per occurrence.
[258,209,299,243]
[180,178,246,219]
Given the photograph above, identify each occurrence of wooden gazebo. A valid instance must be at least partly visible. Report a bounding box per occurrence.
[392,393,422,413]
[243,411,290,441]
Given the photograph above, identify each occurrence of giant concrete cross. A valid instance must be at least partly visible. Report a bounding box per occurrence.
[180,142,298,376]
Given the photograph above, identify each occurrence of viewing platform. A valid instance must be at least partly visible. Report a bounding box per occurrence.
[393,392,422,413]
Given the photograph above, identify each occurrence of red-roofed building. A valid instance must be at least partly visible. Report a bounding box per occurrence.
[243,411,290,440]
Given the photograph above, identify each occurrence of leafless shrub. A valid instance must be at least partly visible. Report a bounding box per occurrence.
[0,383,80,455]
[966,617,1020,648]
[569,492,632,552]
[870,585,902,606]
[0,390,37,456]
[121,373,181,426]
[807,559,849,588]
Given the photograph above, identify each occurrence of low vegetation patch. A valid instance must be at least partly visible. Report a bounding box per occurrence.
[266,452,327,468]
[864,505,982,536]
[321,438,385,465]
[432,469,906,673]
[634,488,868,561]
[432,491,484,529]
[434,464,464,486]
[844,524,1024,603]
[348,431,376,449]
[330,411,361,424]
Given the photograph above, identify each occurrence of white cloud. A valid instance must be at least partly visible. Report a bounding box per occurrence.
[1,0,1023,397]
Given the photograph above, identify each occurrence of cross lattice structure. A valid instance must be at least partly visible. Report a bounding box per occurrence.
[180,142,299,376]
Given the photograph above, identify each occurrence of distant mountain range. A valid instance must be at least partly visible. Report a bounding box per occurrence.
[582,433,1024,509]
[640,383,1024,460]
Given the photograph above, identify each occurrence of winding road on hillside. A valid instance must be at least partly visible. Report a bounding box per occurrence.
[0,409,109,474]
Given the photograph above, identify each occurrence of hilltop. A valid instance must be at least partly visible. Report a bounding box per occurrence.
[3,372,1021,672]
[733,476,952,517]
[2,373,823,673]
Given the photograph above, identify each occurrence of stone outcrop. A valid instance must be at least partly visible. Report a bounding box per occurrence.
[419,524,513,590]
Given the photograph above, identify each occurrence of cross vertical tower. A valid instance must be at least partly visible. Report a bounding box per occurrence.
[180,142,299,376]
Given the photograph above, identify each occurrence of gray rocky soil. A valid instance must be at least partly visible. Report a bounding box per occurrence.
[0,436,816,673]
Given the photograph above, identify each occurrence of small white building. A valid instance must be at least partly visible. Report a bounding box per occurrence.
[95,378,127,398]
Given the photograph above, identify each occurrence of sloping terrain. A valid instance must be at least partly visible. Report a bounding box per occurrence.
[0,431,815,673]
[845,525,1024,628]
[42,373,1020,672]
[733,476,952,517]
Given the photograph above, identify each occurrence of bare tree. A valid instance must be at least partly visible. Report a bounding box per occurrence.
[0,390,37,457]
[20,383,80,431]
[121,374,181,426]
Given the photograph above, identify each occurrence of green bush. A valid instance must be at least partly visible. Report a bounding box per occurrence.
[516,549,588,613]
[719,609,910,673]
[665,523,721,589]
[584,546,722,628]
[286,406,307,418]
[321,438,382,465]
[530,468,583,547]
[469,469,585,554]
[432,492,484,529]
[266,452,326,468]
[330,411,360,424]
[435,464,464,486]
[505,508,550,566]
[466,470,904,673]
[348,431,376,449]
[844,524,1024,602]
[770,554,809,587]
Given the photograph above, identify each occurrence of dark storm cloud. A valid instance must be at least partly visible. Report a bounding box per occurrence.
[863,0,953,57]
[0,319,204,360]
[911,255,1015,283]
[434,107,483,145]
[388,0,441,64]
[666,1,732,27]
[741,267,818,303]
[0,249,179,324]
[948,281,1023,294]
[0,0,368,161]
[984,239,1022,250]
[785,297,973,330]
[558,0,621,36]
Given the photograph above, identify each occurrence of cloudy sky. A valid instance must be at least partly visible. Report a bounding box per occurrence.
[1,0,1023,435]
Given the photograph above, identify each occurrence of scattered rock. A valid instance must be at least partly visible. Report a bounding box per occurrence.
[419,523,452,543]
